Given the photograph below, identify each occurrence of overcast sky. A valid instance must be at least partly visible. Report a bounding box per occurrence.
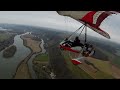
[0,11,120,44]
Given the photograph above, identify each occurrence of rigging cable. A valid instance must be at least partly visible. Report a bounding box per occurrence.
[78,25,86,37]
[67,24,85,40]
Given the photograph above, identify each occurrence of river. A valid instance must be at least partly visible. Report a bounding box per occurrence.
[0,32,46,79]
[28,39,46,79]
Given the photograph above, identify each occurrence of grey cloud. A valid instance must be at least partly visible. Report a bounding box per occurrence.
[0,11,120,43]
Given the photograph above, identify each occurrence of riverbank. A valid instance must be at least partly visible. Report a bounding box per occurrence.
[0,34,31,79]
[13,34,42,79]
[13,53,33,79]
[21,34,42,53]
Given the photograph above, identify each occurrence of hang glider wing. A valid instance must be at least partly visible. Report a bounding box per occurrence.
[57,11,120,39]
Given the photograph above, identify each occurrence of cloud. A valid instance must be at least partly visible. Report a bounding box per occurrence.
[0,11,120,44]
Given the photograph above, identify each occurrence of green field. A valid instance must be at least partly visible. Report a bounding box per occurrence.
[62,51,93,79]
[34,54,49,62]
[0,33,13,42]
[93,71,114,79]
[33,54,50,79]
[87,58,114,79]
[111,56,120,68]
[62,50,115,79]
[96,47,120,69]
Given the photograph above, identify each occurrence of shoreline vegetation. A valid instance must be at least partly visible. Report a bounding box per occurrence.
[3,45,17,58]
[0,33,16,52]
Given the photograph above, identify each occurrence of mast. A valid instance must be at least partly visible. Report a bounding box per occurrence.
[85,23,87,43]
